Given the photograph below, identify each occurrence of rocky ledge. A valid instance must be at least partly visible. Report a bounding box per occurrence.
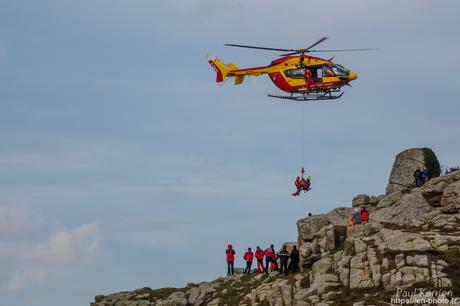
[91,149,460,306]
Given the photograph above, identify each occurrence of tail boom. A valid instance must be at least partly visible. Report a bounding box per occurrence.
[208,57,269,85]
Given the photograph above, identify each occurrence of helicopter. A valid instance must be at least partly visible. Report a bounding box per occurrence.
[208,37,374,101]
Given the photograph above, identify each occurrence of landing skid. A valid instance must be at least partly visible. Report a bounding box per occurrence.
[268,92,344,102]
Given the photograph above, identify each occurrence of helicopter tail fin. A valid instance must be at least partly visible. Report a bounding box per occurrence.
[227,63,245,85]
[208,57,243,84]
[234,75,245,85]
[208,57,229,83]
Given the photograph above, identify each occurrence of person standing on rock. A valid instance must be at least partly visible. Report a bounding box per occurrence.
[352,208,361,224]
[243,247,254,274]
[278,245,290,275]
[414,167,423,187]
[361,207,369,222]
[289,245,299,273]
[255,246,265,273]
[264,245,276,273]
[226,244,235,276]
[421,167,429,184]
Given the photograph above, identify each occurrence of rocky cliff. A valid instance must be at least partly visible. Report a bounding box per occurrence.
[91,149,460,306]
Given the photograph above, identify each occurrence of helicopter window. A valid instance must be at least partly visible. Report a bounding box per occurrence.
[284,68,306,79]
[284,67,323,80]
[332,64,349,77]
[316,68,323,79]
[323,65,335,77]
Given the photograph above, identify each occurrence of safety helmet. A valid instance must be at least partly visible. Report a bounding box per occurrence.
[307,176,312,180]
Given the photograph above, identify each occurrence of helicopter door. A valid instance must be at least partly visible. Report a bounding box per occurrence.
[307,66,323,81]
[315,68,323,80]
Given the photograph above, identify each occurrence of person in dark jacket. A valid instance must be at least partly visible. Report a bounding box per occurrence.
[264,245,276,274]
[243,247,254,274]
[361,206,369,222]
[278,245,290,275]
[414,167,423,187]
[226,244,235,276]
[421,167,429,184]
[289,245,299,273]
[255,246,265,273]
[352,208,362,224]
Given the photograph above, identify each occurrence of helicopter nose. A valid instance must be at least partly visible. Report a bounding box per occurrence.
[348,71,358,80]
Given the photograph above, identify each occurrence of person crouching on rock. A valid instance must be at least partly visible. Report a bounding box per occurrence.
[361,206,369,223]
[264,245,276,274]
[226,243,235,276]
[255,246,265,273]
[243,247,254,274]
[348,217,355,227]
[278,245,290,275]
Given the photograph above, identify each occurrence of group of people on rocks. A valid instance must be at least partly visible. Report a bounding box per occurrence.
[414,167,429,187]
[225,244,300,276]
[348,206,369,227]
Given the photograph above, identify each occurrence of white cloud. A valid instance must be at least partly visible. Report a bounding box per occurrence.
[0,205,43,237]
[0,223,99,293]
[0,269,46,293]
[29,223,99,265]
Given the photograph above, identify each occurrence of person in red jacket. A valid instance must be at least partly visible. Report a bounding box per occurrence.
[292,176,312,196]
[305,68,313,94]
[361,206,369,222]
[254,246,265,273]
[226,243,235,276]
[264,245,276,273]
[292,177,302,196]
[243,247,254,274]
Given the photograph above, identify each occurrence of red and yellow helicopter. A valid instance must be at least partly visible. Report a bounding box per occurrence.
[208,37,373,101]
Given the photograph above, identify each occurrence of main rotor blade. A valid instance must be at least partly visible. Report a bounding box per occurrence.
[280,51,301,56]
[305,37,329,51]
[224,44,293,52]
[308,48,378,52]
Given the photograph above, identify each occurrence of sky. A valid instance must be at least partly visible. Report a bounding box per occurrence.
[0,1,459,305]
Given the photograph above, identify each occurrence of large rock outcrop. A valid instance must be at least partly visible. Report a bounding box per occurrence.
[372,192,432,225]
[386,148,426,194]
[297,215,330,243]
[91,151,460,306]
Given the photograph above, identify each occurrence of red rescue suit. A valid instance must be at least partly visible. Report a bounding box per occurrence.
[226,244,235,262]
[305,69,313,93]
[244,251,254,261]
[255,248,265,272]
[361,209,369,222]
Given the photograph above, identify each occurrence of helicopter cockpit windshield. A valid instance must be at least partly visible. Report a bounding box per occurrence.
[331,64,349,77]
